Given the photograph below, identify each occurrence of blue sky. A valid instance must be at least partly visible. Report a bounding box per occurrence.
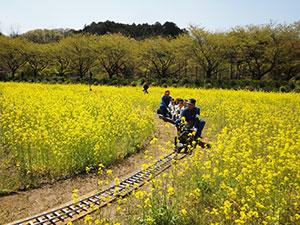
[0,0,299,34]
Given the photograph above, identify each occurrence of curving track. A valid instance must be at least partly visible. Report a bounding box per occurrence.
[8,151,187,225]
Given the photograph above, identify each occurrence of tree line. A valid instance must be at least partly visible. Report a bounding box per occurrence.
[80,21,186,39]
[0,21,299,91]
[8,21,186,43]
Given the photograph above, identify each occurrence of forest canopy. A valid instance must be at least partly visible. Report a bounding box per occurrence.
[0,21,299,91]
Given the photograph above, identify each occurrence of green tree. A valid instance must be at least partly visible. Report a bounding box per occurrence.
[61,34,97,79]
[95,34,136,79]
[230,24,288,80]
[0,36,27,78]
[24,42,50,77]
[139,37,177,80]
[190,27,226,79]
[271,22,300,80]
[172,34,194,80]
[48,42,71,76]
[22,29,71,43]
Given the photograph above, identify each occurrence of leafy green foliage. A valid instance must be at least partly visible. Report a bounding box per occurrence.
[0,22,299,90]
[81,21,186,39]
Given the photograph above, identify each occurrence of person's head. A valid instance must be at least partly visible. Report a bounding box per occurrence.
[178,99,184,108]
[164,90,170,96]
[171,98,175,105]
[187,98,196,110]
[183,99,188,107]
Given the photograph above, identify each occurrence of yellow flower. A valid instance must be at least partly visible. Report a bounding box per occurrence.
[210,208,219,215]
[167,186,175,196]
[84,214,92,224]
[144,197,152,208]
[106,169,113,176]
[181,208,188,216]
[134,190,145,199]
[145,215,155,224]
[234,219,245,224]
[94,219,104,225]
[141,163,149,171]
[85,166,91,173]
[114,177,120,185]
[150,137,158,145]
[256,201,265,209]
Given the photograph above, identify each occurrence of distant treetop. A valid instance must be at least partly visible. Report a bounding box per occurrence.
[79,20,187,39]
[17,21,187,43]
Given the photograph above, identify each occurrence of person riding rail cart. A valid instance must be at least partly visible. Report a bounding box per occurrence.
[158,90,172,118]
[175,98,206,141]
[157,95,210,152]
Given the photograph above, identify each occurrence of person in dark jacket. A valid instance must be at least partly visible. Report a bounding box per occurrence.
[159,90,172,118]
[143,83,149,94]
[176,98,205,140]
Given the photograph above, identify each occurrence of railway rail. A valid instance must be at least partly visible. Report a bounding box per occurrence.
[8,151,187,225]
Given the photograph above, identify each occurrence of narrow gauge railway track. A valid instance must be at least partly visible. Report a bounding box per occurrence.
[8,152,187,225]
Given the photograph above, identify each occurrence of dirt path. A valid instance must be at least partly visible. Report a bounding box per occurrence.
[0,117,177,224]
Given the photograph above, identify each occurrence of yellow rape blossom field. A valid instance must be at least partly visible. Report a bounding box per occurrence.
[0,82,155,191]
[125,88,300,225]
[0,82,299,225]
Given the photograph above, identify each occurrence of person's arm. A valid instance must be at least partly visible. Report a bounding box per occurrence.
[165,96,172,109]
[181,109,189,124]
[181,109,187,117]
[195,107,201,122]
